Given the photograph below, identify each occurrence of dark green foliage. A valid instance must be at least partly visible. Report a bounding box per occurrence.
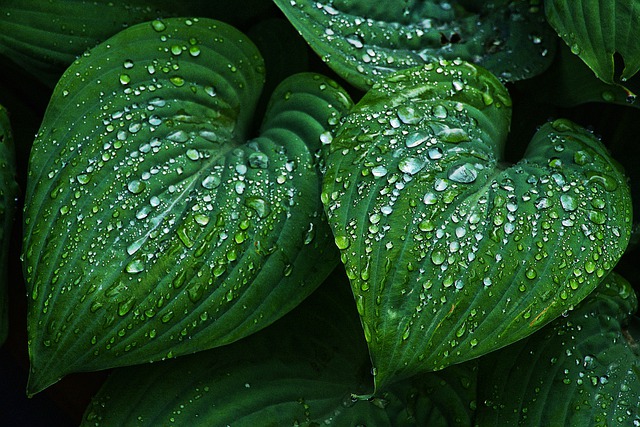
[0,1,636,425]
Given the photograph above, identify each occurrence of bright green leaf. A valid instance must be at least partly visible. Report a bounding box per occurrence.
[476,272,640,425]
[81,269,478,426]
[23,18,353,394]
[0,105,18,346]
[322,61,633,390]
[545,0,640,88]
[274,0,556,90]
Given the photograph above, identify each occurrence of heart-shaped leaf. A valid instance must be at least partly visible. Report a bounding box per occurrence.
[322,61,633,390]
[476,272,640,425]
[0,105,18,346]
[274,0,556,90]
[545,0,640,87]
[23,17,353,394]
[81,268,479,426]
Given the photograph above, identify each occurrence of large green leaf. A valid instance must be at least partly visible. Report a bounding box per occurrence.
[22,17,352,394]
[0,0,275,86]
[476,272,640,425]
[545,0,640,87]
[0,105,18,346]
[274,0,556,90]
[322,61,633,390]
[81,269,478,426]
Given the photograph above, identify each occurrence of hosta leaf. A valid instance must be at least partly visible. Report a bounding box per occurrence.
[476,272,640,425]
[545,0,640,87]
[517,41,640,108]
[81,269,478,426]
[23,18,352,394]
[0,105,17,346]
[322,61,633,390]
[274,0,555,90]
[0,0,275,86]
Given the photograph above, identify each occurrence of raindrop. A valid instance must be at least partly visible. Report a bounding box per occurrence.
[127,180,145,194]
[119,74,131,85]
[167,130,189,143]
[588,210,606,225]
[335,235,350,249]
[398,157,426,175]
[448,163,478,183]
[405,131,430,148]
[431,250,445,265]
[397,106,422,124]
[437,127,469,143]
[126,259,144,274]
[371,165,388,177]
[152,20,166,32]
[320,131,333,145]
[248,152,269,168]
[201,175,221,189]
[244,197,270,218]
[433,104,448,118]
[560,194,578,211]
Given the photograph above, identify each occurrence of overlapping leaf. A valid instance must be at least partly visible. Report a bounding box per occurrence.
[322,60,633,390]
[0,0,275,86]
[274,0,556,90]
[23,17,352,394]
[476,272,640,425]
[81,269,478,426]
[0,105,17,346]
[545,0,640,87]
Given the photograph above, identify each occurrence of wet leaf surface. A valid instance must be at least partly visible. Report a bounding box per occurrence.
[23,17,352,394]
[323,60,633,390]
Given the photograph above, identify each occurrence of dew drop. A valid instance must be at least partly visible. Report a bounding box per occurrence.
[397,106,421,124]
[126,259,144,274]
[371,165,388,177]
[244,197,270,218]
[405,131,430,148]
[335,235,350,250]
[167,130,189,143]
[560,194,578,212]
[398,157,426,175]
[127,180,145,194]
[152,20,166,32]
[448,163,478,183]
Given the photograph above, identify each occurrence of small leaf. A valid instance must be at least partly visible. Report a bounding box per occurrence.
[545,0,640,88]
[322,61,633,390]
[0,105,18,346]
[275,0,555,90]
[476,272,640,425]
[23,18,353,394]
[517,41,640,108]
[81,269,479,426]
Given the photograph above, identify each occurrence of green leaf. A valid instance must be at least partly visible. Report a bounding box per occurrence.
[0,105,18,346]
[0,0,276,86]
[81,268,478,426]
[545,0,640,87]
[23,17,353,394]
[322,61,633,390]
[274,0,556,90]
[517,40,640,108]
[476,272,640,425]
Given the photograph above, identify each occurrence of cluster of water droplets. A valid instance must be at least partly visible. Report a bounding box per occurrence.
[279,0,553,88]
[23,17,351,382]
